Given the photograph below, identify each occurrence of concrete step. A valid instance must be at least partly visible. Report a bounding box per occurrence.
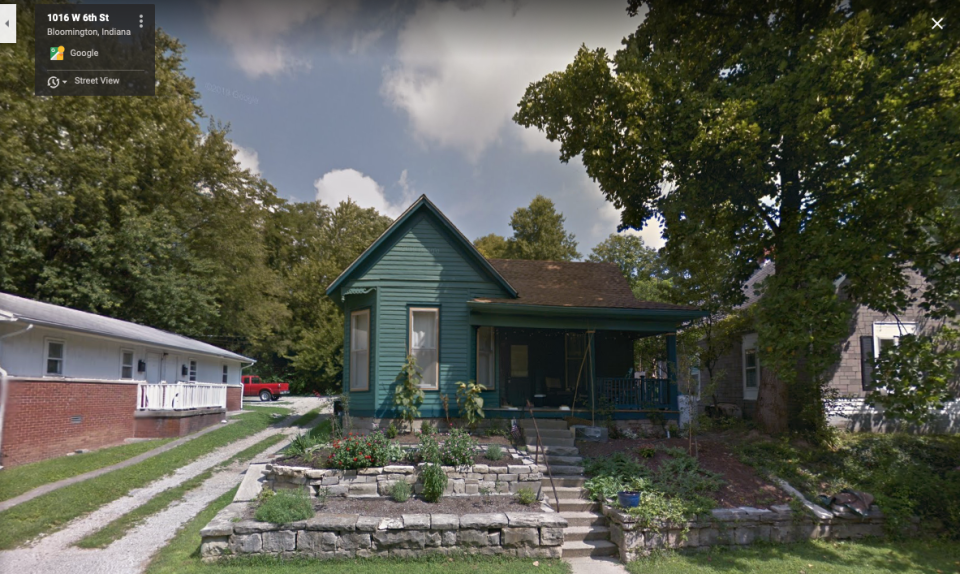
[557,499,601,512]
[545,454,583,465]
[547,486,587,499]
[541,476,585,487]
[519,418,569,430]
[564,526,611,542]
[561,539,618,558]
[526,428,574,439]
[525,445,579,457]
[537,464,583,476]
[526,436,575,448]
[560,511,608,527]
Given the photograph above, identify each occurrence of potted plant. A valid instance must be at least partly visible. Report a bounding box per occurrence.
[617,490,640,508]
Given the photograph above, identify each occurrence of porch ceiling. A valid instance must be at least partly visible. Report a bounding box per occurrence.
[467,301,706,333]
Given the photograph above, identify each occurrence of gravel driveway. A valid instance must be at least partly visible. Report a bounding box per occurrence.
[0,395,328,574]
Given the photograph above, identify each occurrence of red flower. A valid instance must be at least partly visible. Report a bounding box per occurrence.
[353,457,358,461]
[365,455,371,459]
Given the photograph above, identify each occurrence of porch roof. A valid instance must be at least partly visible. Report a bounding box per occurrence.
[467,300,707,332]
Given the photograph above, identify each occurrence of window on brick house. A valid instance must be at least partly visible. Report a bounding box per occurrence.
[121,349,134,379]
[742,333,759,401]
[45,339,65,376]
[863,322,917,391]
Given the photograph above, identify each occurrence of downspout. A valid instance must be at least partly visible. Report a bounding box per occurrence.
[0,319,34,470]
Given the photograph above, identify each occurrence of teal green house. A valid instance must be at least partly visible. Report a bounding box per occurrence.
[326,196,705,422]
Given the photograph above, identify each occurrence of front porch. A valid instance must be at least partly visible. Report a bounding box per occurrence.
[469,300,690,422]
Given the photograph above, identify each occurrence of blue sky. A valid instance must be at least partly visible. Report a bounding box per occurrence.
[155,0,662,254]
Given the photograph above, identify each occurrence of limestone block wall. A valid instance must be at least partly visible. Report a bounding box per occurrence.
[266,462,544,498]
[200,507,567,561]
[605,503,887,561]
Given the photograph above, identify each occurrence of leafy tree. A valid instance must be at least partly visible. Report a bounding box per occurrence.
[589,234,665,286]
[474,233,510,259]
[504,195,580,261]
[869,326,960,425]
[515,1,960,435]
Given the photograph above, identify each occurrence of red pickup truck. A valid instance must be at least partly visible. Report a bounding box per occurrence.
[242,375,290,402]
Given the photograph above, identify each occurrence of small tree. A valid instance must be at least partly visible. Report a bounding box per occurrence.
[868,326,960,425]
[393,355,425,432]
[456,381,486,430]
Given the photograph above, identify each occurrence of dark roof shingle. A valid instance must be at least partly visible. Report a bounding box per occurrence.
[474,259,695,311]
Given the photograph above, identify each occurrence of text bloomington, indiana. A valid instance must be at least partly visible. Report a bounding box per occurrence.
[46,28,132,37]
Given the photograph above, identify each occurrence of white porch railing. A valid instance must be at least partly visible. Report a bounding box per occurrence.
[137,382,227,411]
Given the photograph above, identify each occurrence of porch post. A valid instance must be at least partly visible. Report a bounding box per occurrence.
[588,330,596,427]
[666,333,679,413]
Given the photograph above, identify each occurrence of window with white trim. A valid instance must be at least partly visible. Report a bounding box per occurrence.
[121,349,135,379]
[742,333,759,401]
[350,309,370,391]
[45,339,65,376]
[863,322,917,391]
[477,326,495,390]
[409,307,439,390]
[222,364,229,384]
[188,359,197,382]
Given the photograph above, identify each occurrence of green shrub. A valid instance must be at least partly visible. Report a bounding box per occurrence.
[456,380,486,429]
[393,355,425,430]
[420,420,436,436]
[638,447,656,458]
[254,489,314,524]
[421,463,447,503]
[385,422,399,439]
[286,433,319,457]
[485,444,504,461]
[390,480,411,503]
[384,442,407,463]
[441,428,478,466]
[516,487,538,505]
[327,431,390,470]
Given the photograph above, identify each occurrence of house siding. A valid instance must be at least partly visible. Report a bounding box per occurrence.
[341,213,509,417]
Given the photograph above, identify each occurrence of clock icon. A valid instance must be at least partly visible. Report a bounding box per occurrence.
[47,76,60,89]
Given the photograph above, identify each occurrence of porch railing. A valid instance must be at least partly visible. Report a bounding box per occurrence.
[137,382,227,411]
[598,377,671,410]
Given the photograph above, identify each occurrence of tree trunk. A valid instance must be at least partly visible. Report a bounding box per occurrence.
[756,368,789,434]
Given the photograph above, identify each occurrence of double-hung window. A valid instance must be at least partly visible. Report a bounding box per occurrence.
[862,322,917,390]
[45,339,65,376]
[409,308,439,390]
[350,310,370,391]
[222,364,229,384]
[121,349,135,379]
[477,326,495,390]
[188,359,197,382]
[742,333,759,401]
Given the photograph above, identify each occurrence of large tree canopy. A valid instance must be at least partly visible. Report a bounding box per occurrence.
[516,1,960,434]
[473,195,580,261]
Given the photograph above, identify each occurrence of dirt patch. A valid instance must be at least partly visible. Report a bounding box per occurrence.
[577,437,791,509]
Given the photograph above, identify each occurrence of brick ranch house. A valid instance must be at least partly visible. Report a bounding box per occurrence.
[700,261,960,433]
[0,292,250,468]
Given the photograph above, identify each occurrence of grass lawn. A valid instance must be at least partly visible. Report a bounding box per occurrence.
[147,485,570,574]
[0,438,174,502]
[0,406,288,550]
[736,432,960,537]
[291,408,323,428]
[75,434,286,549]
[625,538,960,574]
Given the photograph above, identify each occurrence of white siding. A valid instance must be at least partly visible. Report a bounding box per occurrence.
[0,323,243,385]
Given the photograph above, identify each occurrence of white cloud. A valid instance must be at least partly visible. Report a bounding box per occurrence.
[381,0,640,161]
[351,28,385,55]
[314,168,416,218]
[206,0,357,78]
[230,142,261,175]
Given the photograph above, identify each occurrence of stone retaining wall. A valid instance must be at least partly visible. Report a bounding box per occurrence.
[200,507,567,561]
[266,461,544,499]
[605,503,887,561]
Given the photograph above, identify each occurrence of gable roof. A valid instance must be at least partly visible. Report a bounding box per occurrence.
[476,259,697,311]
[0,292,253,363]
[325,195,517,298]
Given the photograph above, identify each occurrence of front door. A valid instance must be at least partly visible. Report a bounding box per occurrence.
[500,334,531,408]
[146,352,162,384]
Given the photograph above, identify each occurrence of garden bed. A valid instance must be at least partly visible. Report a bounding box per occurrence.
[578,437,791,509]
[243,494,543,518]
[276,449,522,469]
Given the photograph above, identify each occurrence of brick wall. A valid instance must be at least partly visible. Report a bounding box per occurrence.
[226,386,242,412]
[1,380,137,468]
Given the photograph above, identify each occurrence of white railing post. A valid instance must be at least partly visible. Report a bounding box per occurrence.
[136,382,229,411]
